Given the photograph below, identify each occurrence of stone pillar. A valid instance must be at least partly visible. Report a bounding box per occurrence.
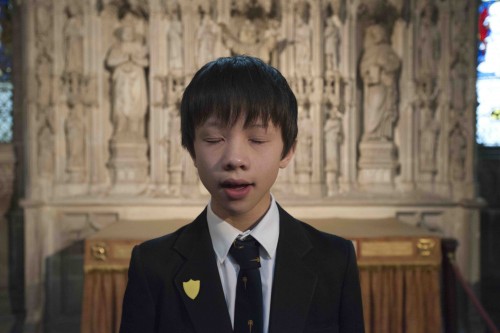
[0,144,15,290]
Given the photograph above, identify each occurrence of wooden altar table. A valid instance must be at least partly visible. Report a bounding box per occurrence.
[82,217,442,333]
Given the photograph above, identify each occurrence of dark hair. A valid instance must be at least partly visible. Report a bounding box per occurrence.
[180,55,298,158]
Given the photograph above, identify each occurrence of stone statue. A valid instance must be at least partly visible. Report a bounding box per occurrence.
[36,54,52,107]
[106,24,149,137]
[195,15,218,67]
[218,20,281,64]
[240,19,258,44]
[295,105,313,177]
[449,125,466,181]
[324,108,343,194]
[418,2,440,81]
[295,18,312,76]
[35,4,52,54]
[360,24,401,141]
[450,54,467,114]
[168,105,183,176]
[37,121,54,176]
[65,106,86,179]
[324,15,342,73]
[418,81,440,174]
[63,3,84,98]
[167,10,183,71]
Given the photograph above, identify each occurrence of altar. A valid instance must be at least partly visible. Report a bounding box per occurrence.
[82,217,442,333]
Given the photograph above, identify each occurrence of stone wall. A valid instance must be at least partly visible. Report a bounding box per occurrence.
[15,0,480,331]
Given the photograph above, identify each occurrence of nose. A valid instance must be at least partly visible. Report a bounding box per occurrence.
[221,140,249,171]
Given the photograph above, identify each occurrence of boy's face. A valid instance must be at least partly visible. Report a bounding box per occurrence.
[192,115,295,230]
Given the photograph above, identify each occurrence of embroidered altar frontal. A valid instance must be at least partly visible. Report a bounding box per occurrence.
[82,218,441,333]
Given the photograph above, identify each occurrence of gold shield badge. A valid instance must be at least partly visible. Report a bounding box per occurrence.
[183,279,200,300]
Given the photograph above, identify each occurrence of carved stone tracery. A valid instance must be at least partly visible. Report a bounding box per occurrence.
[21,1,480,329]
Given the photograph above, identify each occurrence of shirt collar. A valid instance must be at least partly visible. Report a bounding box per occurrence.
[207,195,280,264]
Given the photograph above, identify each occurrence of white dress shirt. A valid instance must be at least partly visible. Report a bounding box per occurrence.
[206,197,280,333]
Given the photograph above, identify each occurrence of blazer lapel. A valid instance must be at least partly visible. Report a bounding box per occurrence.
[268,206,318,333]
[173,210,233,333]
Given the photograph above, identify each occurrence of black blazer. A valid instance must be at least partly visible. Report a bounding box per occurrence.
[120,205,365,333]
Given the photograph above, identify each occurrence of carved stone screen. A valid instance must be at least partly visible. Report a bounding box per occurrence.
[17,0,481,331]
[477,0,500,147]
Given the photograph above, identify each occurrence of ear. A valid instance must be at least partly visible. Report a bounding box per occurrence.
[279,141,296,169]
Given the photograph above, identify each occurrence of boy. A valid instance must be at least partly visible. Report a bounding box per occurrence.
[120,55,364,333]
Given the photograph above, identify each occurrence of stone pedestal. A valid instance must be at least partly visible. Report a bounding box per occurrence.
[358,140,399,190]
[108,136,149,195]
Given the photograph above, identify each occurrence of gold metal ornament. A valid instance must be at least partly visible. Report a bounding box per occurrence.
[417,238,436,256]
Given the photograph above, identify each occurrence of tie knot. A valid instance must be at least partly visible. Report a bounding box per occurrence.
[229,236,261,270]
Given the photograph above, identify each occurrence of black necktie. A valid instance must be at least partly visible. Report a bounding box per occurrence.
[229,236,263,333]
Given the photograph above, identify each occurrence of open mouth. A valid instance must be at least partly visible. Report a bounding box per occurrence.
[220,180,254,199]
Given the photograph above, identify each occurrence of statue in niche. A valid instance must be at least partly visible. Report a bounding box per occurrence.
[449,125,466,181]
[36,5,52,54]
[232,0,248,14]
[324,107,343,195]
[63,3,84,99]
[418,81,440,174]
[106,24,149,138]
[450,54,467,114]
[240,19,258,44]
[219,19,281,64]
[65,106,86,180]
[167,7,183,71]
[418,2,440,81]
[359,24,401,141]
[295,105,313,178]
[36,54,52,107]
[167,104,183,192]
[295,17,312,76]
[38,125,54,176]
[324,14,342,74]
[259,0,273,14]
[195,14,219,67]
[37,108,54,176]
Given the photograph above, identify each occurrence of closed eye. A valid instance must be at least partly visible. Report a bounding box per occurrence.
[204,138,223,144]
[249,139,267,144]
